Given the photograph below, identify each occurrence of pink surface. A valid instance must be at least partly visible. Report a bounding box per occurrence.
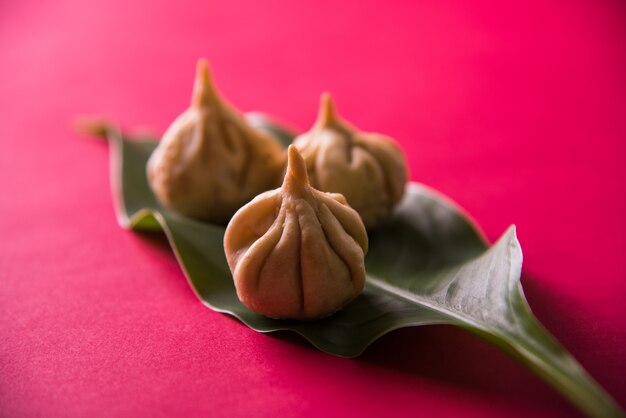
[1,0,625,416]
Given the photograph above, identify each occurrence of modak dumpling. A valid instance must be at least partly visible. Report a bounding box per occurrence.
[224,145,368,320]
[146,59,285,224]
[293,93,408,229]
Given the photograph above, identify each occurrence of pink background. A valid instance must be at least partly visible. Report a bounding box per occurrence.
[1,0,625,416]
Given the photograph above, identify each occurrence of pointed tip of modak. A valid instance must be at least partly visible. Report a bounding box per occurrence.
[192,58,217,107]
[283,145,310,193]
[314,92,339,129]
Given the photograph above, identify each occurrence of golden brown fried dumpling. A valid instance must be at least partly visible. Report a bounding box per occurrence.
[146,59,285,224]
[293,93,408,229]
[224,145,368,320]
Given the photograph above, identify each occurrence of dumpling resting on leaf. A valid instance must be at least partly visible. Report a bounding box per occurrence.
[293,93,408,229]
[224,145,368,320]
[146,59,285,224]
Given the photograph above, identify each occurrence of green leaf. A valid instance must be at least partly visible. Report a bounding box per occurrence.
[91,116,623,418]
[245,111,297,148]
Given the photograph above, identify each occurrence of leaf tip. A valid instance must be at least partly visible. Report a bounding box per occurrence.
[72,116,116,139]
[506,224,517,236]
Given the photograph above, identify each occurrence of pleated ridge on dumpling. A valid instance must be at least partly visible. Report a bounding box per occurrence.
[224,145,368,320]
[147,59,285,224]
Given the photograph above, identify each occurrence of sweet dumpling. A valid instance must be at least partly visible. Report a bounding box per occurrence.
[224,145,368,320]
[293,93,408,229]
[146,59,285,224]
